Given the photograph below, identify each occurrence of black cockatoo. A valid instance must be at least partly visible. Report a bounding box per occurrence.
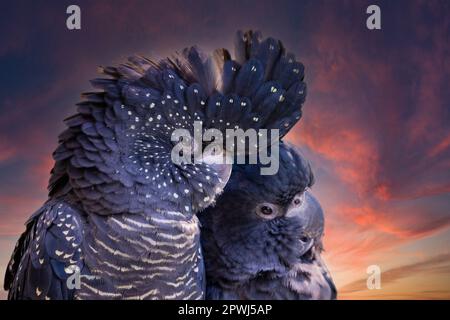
[200,142,337,299]
[4,31,307,299]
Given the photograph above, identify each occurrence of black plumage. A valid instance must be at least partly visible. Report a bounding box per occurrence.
[4,30,307,299]
[200,142,337,300]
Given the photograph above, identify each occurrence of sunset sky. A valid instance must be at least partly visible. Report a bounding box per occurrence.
[0,0,449,299]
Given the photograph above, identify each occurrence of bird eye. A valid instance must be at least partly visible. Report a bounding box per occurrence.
[255,203,279,219]
[292,192,306,207]
[261,206,273,215]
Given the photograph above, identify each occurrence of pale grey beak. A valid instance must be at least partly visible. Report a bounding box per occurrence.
[286,191,325,257]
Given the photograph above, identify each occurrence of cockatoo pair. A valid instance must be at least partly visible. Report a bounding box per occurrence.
[4,31,336,300]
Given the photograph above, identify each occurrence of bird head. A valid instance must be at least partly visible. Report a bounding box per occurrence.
[200,142,324,277]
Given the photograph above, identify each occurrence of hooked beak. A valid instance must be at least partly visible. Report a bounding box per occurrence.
[286,191,325,257]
